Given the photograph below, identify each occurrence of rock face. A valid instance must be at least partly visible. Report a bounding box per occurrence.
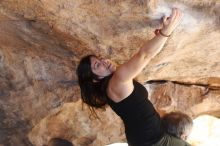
[0,0,219,146]
[28,101,125,146]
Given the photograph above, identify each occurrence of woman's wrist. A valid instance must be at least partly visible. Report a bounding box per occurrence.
[154,29,171,37]
[160,29,171,37]
[161,28,172,36]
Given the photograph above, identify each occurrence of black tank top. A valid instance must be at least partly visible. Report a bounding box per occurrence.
[106,79,164,146]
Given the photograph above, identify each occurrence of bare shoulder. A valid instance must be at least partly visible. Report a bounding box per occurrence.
[107,74,134,103]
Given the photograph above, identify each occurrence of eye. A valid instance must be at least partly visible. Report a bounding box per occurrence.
[94,62,100,69]
[96,63,100,68]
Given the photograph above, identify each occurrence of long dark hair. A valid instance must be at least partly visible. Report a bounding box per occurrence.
[77,55,109,109]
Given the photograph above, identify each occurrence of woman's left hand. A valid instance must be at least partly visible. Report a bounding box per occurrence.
[161,8,183,36]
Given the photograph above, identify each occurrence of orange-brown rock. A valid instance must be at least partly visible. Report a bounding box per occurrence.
[28,101,125,146]
[0,0,219,146]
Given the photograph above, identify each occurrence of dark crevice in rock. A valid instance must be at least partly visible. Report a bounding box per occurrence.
[145,79,220,90]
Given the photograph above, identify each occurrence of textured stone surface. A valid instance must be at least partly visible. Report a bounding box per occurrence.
[28,100,124,146]
[146,81,220,118]
[0,0,219,146]
[0,9,82,146]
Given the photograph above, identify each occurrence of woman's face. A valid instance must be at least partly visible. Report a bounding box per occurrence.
[90,56,116,79]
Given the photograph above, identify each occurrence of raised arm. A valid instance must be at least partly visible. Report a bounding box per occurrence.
[114,8,182,83]
[107,8,182,102]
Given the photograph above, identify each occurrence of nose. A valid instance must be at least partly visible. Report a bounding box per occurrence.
[101,59,110,67]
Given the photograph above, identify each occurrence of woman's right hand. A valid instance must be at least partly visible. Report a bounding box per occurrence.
[161,8,182,36]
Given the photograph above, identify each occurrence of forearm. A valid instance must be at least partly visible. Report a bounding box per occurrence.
[139,33,168,60]
[113,8,182,82]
